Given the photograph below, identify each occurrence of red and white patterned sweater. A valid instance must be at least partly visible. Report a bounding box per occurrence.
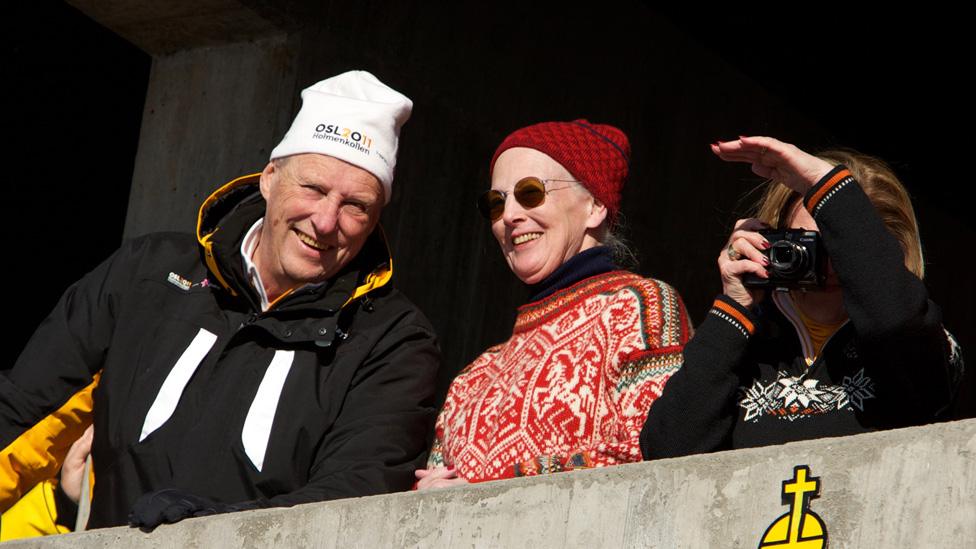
[429,270,692,481]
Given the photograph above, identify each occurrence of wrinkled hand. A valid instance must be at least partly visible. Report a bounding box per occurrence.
[60,425,93,504]
[414,467,469,490]
[711,136,834,194]
[128,489,227,531]
[719,218,770,308]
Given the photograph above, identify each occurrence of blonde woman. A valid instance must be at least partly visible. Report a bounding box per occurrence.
[641,136,963,458]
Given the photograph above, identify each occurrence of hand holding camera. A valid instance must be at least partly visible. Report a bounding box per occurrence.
[718,218,771,309]
[713,136,835,308]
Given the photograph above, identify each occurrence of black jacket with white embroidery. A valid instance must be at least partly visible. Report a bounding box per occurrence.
[640,166,963,459]
[0,173,440,528]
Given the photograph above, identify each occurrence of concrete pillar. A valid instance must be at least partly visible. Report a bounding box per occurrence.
[65,0,302,237]
[124,35,298,237]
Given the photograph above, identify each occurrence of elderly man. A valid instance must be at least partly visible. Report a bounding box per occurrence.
[0,71,439,530]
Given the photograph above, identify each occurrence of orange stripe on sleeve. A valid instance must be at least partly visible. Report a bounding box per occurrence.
[805,168,852,212]
[713,299,755,335]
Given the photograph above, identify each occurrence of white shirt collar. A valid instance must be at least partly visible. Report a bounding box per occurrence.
[241,218,271,311]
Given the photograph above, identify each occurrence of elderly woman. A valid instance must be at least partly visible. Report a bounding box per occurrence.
[416,120,691,488]
[641,136,963,458]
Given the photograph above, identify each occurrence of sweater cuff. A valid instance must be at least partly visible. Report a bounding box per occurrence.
[708,295,758,339]
[803,164,856,218]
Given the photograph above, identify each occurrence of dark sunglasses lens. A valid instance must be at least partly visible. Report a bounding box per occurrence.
[514,178,546,208]
[478,191,506,220]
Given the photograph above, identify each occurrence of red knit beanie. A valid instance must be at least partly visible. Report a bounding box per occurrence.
[490,119,631,222]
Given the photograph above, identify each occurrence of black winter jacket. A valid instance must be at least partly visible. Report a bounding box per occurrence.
[0,173,440,527]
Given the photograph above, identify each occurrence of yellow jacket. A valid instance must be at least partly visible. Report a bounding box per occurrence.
[0,479,71,541]
[0,374,98,540]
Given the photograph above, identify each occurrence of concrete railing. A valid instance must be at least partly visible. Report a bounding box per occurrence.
[9,418,975,548]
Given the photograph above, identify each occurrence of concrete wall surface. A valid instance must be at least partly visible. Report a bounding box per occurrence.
[123,34,298,237]
[9,418,975,548]
[65,0,298,53]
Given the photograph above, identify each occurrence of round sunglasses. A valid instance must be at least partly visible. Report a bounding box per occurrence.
[477,177,581,221]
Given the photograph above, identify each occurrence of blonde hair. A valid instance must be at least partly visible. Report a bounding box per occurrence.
[753,149,925,278]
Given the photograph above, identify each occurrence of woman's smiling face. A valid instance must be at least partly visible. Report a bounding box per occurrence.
[490,147,606,284]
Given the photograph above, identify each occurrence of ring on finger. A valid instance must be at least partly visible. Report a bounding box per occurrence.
[726,244,743,261]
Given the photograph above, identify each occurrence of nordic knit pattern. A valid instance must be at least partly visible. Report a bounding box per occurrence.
[429,271,691,481]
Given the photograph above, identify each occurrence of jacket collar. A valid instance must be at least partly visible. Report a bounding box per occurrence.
[195,173,393,313]
[753,291,853,372]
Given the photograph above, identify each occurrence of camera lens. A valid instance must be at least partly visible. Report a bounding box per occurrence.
[769,241,808,276]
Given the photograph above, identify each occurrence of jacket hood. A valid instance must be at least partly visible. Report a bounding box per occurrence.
[195,173,393,311]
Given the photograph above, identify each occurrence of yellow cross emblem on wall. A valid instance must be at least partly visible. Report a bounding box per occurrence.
[758,465,828,548]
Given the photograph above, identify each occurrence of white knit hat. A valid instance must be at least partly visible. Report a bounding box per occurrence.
[270,70,413,203]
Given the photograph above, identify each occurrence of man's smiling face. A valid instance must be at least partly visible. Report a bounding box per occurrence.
[254,153,384,299]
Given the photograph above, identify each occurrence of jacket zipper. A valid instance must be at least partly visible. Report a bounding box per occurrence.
[239,312,260,330]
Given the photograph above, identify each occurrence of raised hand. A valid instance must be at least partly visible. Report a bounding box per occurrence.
[711,136,834,194]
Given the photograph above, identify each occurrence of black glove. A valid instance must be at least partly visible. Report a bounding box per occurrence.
[53,481,80,530]
[128,489,228,531]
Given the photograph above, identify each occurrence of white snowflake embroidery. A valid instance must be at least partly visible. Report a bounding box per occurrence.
[946,328,964,386]
[840,368,875,411]
[777,377,826,408]
[739,381,778,422]
[738,369,877,422]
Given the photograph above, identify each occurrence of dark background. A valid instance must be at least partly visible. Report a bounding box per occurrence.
[5,2,973,417]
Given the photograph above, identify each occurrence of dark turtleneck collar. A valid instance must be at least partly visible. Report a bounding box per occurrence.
[527,246,618,302]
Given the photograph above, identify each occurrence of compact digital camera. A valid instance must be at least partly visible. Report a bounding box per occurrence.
[743,229,826,289]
